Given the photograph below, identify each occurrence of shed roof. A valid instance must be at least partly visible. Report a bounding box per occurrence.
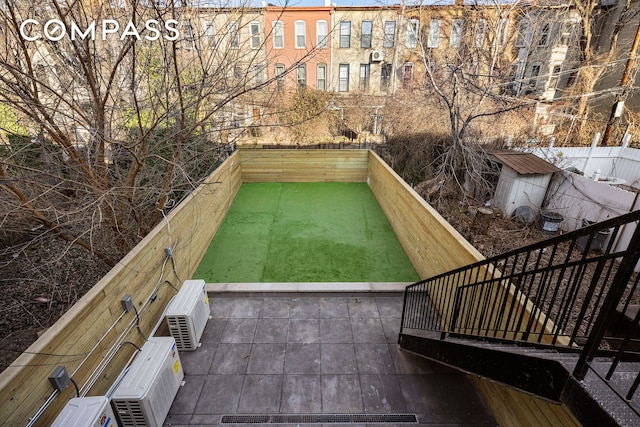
[490,151,560,175]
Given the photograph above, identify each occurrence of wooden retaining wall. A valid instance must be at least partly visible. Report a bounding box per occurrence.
[0,149,579,426]
[367,151,484,277]
[239,148,369,182]
[366,151,579,425]
[0,152,242,426]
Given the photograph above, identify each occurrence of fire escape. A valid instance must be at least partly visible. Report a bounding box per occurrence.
[399,211,640,426]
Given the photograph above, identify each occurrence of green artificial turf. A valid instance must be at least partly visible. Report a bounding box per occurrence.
[193,182,420,283]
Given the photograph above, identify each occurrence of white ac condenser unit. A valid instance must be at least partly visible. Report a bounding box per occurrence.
[165,279,210,351]
[52,396,119,427]
[370,50,384,62]
[111,337,184,427]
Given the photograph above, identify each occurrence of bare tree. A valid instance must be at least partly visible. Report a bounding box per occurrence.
[409,1,533,201]
[0,1,282,267]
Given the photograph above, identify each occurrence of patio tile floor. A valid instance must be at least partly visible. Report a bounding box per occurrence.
[164,293,497,427]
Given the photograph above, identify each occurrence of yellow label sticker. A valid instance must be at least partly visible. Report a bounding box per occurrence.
[205,297,209,304]
[174,359,180,375]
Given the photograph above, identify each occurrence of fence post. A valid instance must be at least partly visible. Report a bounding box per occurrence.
[574,220,640,380]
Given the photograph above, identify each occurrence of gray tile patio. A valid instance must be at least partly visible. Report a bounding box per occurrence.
[164,293,497,426]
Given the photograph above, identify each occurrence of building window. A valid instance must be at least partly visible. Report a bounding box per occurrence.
[403,62,413,90]
[295,20,306,48]
[407,19,419,48]
[560,22,578,46]
[273,20,284,49]
[250,22,261,49]
[475,19,487,49]
[317,20,328,48]
[203,21,216,46]
[361,20,372,48]
[340,21,351,48]
[498,18,510,47]
[384,20,395,48]
[275,63,285,91]
[381,63,392,91]
[549,64,562,89]
[450,19,463,48]
[317,63,327,90]
[339,63,350,92]
[538,23,551,47]
[228,21,239,49]
[528,64,541,89]
[515,21,528,47]
[253,65,265,85]
[359,63,370,91]
[427,19,440,48]
[296,63,306,88]
[183,20,194,44]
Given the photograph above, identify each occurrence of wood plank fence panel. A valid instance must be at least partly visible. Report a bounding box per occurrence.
[0,153,241,426]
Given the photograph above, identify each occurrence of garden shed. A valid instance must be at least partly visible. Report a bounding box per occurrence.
[491,151,560,218]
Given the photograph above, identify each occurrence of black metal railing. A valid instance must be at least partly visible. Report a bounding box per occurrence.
[400,209,640,401]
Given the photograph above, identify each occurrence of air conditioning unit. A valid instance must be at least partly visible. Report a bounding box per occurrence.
[370,50,384,62]
[52,396,118,427]
[111,337,184,427]
[165,279,210,351]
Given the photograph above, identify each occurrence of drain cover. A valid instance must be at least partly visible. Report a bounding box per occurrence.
[221,414,418,424]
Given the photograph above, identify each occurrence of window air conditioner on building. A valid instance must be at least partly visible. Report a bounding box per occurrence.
[111,337,184,427]
[51,396,119,427]
[370,51,384,62]
[165,279,210,351]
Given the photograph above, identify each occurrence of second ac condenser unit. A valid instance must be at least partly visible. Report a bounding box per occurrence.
[51,396,118,427]
[111,337,184,427]
[165,279,210,351]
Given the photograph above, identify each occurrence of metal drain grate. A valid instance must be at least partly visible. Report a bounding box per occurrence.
[221,414,418,424]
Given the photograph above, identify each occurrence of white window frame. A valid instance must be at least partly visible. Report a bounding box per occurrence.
[339,63,350,92]
[203,21,216,46]
[296,63,306,88]
[450,19,463,48]
[407,19,419,48]
[515,21,529,48]
[474,19,487,49]
[380,63,392,91]
[549,63,562,90]
[403,62,413,90]
[317,20,328,48]
[498,18,510,47]
[250,21,261,49]
[361,20,372,48]
[228,21,239,49]
[384,20,395,48]
[340,21,351,48]
[427,19,440,48]
[538,23,551,47]
[273,20,284,49]
[359,63,370,91]
[295,20,306,49]
[275,63,285,90]
[317,63,327,90]
[529,63,542,89]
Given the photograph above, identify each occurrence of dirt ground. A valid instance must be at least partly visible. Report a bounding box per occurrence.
[0,194,553,373]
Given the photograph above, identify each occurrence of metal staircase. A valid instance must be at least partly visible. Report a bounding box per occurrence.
[399,210,640,426]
